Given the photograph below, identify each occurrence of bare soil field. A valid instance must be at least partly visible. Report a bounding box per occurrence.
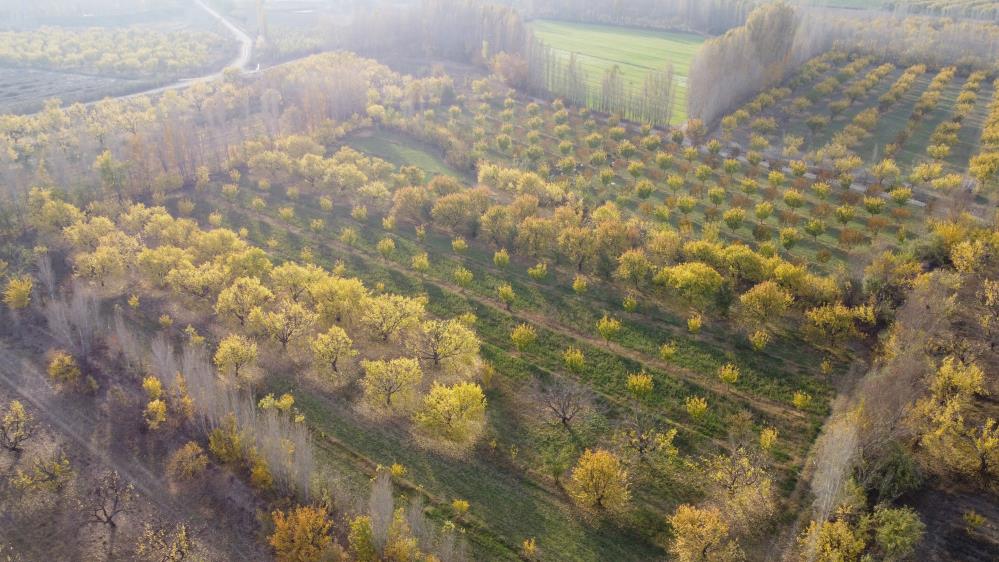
[0,67,154,114]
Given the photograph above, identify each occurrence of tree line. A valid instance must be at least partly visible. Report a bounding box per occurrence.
[515,0,758,34]
[341,0,527,65]
[524,37,679,127]
[0,52,450,236]
[797,213,999,560]
[690,1,999,125]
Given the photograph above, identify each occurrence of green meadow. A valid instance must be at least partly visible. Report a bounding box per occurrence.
[530,19,704,123]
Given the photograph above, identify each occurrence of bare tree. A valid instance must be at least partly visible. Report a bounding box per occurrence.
[35,252,56,301]
[540,382,589,429]
[150,334,178,381]
[406,496,467,562]
[112,308,145,373]
[84,470,135,528]
[810,414,859,526]
[368,470,394,553]
[180,342,315,497]
[45,284,100,357]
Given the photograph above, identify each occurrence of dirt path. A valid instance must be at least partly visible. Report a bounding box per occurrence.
[102,0,254,105]
[0,335,263,560]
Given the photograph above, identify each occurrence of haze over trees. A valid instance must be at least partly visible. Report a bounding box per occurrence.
[0,0,997,559]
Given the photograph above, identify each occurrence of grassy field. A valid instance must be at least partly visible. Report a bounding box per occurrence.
[346,129,463,178]
[529,19,703,124]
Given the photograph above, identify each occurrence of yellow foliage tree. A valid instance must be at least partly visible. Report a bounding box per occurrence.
[269,506,335,562]
[566,448,630,514]
[214,335,258,381]
[3,276,33,310]
[360,294,426,342]
[144,399,167,430]
[0,400,34,452]
[311,326,357,378]
[359,358,423,411]
[47,351,80,386]
[409,319,480,375]
[215,277,274,326]
[414,382,487,446]
[668,504,742,562]
[166,442,208,481]
[250,299,318,351]
[510,323,537,351]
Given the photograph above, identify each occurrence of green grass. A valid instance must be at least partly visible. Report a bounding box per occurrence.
[200,201,675,561]
[186,90,854,558]
[529,19,704,124]
[346,129,462,178]
[197,180,830,559]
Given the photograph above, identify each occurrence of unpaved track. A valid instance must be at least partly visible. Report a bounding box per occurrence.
[80,0,254,106]
[0,337,261,560]
[0,340,171,504]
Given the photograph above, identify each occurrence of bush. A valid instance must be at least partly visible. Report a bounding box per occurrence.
[167,442,209,481]
[270,506,335,562]
[47,351,80,386]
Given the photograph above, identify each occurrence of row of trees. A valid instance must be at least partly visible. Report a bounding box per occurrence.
[185,98,832,556]
[267,469,468,561]
[2,0,173,22]
[886,0,999,23]
[433,79,919,252]
[803,10,999,72]
[796,213,999,560]
[3,295,464,561]
[39,191,491,454]
[691,3,999,125]
[342,0,526,65]
[688,1,810,125]
[717,48,992,205]
[970,79,999,188]
[525,37,679,127]
[344,88,908,350]
[13,178,490,557]
[0,51,454,235]
[232,105,883,373]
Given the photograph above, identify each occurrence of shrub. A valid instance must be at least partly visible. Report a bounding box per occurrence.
[626,373,654,398]
[659,342,677,361]
[685,396,708,420]
[510,324,536,351]
[718,363,740,385]
[47,351,80,386]
[167,442,209,481]
[563,347,585,373]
